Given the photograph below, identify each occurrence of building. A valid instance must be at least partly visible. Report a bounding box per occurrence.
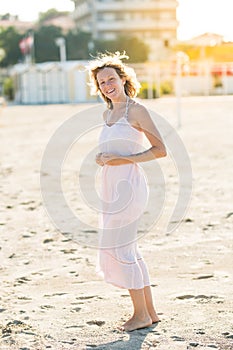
[184,32,224,47]
[38,15,76,34]
[71,0,178,60]
[0,18,34,33]
[0,14,75,34]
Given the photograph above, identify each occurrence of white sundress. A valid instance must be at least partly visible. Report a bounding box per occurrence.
[97,98,151,290]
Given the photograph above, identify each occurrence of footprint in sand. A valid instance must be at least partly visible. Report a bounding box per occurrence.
[189,342,199,347]
[76,295,96,300]
[14,276,31,286]
[43,238,54,244]
[171,335,185,342]
[0,320,38,339]
[20,200,38,211]
[192,274,214,280]
[60,248,77,254]
[70,307,81,313]
[222,332,233,339]
[86,320,105,326]
[175,294,221,301]
[40,305,55,310]
[175,294,195,300]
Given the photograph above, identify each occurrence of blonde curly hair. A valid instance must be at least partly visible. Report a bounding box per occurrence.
[88,51,141,109]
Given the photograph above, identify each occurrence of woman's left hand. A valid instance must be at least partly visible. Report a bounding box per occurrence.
[96,152,119,166]
[96,152,104,166]
[100,152,118,165]
[97,152,133,166]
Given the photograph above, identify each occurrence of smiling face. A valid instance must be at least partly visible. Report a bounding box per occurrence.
[96,67,126,102]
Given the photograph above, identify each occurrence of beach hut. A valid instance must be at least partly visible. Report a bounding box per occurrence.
[11,61,96,104]
[56,61,91,103]
[14,63,45,104]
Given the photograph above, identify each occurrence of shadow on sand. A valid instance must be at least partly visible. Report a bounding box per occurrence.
[86,323,159,350]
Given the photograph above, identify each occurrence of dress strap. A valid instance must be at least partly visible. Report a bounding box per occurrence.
[125,96,130,120]
[106,108,111,125]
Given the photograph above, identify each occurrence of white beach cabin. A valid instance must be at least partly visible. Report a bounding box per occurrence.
[12,61,96,104]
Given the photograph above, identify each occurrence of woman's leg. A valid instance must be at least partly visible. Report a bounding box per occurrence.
[143,285,160,323]
[122,288,152,331]
[136,255,160,323]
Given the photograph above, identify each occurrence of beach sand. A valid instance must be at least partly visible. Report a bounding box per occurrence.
[0,96,232,349]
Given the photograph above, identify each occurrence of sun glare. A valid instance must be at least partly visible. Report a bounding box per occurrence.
[0,0,232,42]
[177,0,232,41]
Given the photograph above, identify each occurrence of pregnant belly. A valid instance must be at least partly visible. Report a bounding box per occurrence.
[100,164,149,222]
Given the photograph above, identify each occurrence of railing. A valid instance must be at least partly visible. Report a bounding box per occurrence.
[132,61,233,97]
[97,19,178,31]
[95,0,178,12]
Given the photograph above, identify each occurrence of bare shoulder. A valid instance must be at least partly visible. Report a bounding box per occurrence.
[128,100,151,126]
[129,100,148,113]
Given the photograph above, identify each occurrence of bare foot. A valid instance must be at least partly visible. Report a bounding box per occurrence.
[152,316,160,323]
[147,307,160,323]
[150,312,160,324]
[121,315,152,332]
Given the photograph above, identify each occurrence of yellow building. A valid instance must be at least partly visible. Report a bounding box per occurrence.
[71,0,178,60]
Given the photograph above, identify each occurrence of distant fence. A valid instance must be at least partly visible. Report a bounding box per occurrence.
[132,61,233,97]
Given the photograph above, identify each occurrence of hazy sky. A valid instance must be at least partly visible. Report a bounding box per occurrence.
[0,0,232,41]
[177,0,232,41]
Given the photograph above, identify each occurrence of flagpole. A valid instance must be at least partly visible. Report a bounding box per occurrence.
[30,31,35,64]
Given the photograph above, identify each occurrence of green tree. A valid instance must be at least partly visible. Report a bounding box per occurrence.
[0,26,23,67]
[66,30,92,60]
[34,25,63,62]
[38,8,69,24]
[0,13,14,20]
[0,23,150,67]
[3,76,14,100]
[94,35,149,63]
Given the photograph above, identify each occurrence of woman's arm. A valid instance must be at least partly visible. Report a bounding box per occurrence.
[133,103,166,158]
[99,104,166,166]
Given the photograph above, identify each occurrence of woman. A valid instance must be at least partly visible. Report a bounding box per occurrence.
[88,52,166,332]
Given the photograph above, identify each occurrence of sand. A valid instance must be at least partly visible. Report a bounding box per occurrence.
[0,96,232,350]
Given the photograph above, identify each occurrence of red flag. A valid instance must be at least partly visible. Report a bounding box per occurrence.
[19,35,34,55]
[19,38,27,54]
